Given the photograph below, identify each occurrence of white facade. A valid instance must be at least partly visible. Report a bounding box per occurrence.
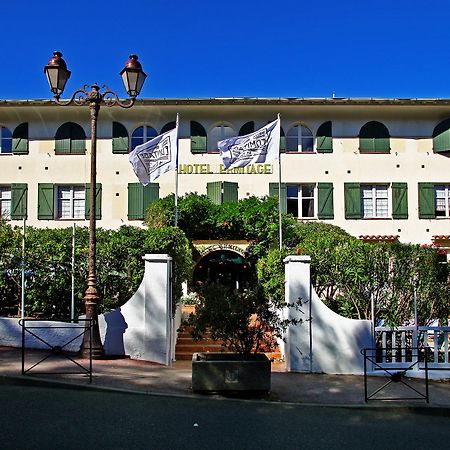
[1,98,449,252]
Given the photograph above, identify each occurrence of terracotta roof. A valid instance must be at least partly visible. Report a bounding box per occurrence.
[359,235,400,241]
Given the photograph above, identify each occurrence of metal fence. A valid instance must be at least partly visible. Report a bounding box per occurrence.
[19,318,93,383]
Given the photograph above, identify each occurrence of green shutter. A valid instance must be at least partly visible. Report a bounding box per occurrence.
[280,136,286,153]
[316,121,333,153]
[55,123,71,154]
[143,183,159,211]
[127,183,159,220]
[374,137,390,153]
[128,183,144,219]
[11,183,27,219]
[112,122,129,154]
[85,183,102,220]
[418,183,435,219]
[38,183,54,220]
[12,123,28,155]
[359,138,375,153]
[433,129,450,152]
[223,182,238,203]
[344,183,361,219]
[55,123,85,154]
[191,136,207,153]
[317,183,334,219]
[207,181,223,205]
[392,182,408,219]
[71,123,86,153]
[269,182,287,214]
[317,136,333,153]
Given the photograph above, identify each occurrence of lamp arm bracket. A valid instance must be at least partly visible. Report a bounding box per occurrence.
[102,86,136,109]
[54,85,91,106]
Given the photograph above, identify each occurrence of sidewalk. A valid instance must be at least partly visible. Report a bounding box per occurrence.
[1,346,449,409]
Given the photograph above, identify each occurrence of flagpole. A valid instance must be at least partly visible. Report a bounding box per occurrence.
[174,113,179,227]
[277,113,283,251]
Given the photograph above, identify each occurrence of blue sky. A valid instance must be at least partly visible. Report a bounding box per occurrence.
[2,0,449,99]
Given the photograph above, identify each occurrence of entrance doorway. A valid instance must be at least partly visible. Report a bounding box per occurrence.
[192,250,252,290]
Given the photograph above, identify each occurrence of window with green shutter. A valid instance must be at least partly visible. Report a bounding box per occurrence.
[392,182,408,219]
[38,183,54,220]
[207,181,222,205]
[432,119,450,153]
[316,121,333,153]
[317,183,334,219]
[269,182,287,214]
[12,123,28,155]
[112,122,129,154]
[344,183,361,218]
[127,183,159,220]
[85,184,102,220]
[11,183,27,219]
[359,121,390,153]
[418,183,436,219]
[191,121,207,154]
[55,122,86,154]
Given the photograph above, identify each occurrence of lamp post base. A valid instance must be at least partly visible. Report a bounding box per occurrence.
[80,297,105,360]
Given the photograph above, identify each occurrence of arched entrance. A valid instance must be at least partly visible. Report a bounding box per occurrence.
[193,250,252,290]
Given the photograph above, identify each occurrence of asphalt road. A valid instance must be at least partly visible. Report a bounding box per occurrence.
[2,384,449,450]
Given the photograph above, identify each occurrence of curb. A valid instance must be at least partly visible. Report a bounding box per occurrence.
[2,374,450,416]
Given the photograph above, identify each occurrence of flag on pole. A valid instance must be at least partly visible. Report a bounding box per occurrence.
[129,124,178,185]
[218,118,280,169]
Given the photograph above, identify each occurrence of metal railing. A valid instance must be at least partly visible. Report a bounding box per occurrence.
[19,318,93,383]
[375,326,450,370]
[362,347,429,403]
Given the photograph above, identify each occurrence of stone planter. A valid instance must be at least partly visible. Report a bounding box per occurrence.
[191,352,271,393]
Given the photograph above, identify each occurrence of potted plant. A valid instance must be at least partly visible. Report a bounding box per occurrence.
[186,283,298,393]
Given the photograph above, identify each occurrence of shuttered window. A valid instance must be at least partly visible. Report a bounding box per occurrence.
[12,123,28,155]
[112,122,129,154]
[55,122,86,154]
[317,183,334,219]
[359,121,390,153]
[316,121,333,153]
[127,183,159,220]
[191,121,207,154]
[269,182,287,214]
[207,181,238,205]
[280,127,286,153]
[432,119,450,153]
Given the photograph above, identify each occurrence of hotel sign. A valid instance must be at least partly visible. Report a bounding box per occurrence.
[178,163,273,175]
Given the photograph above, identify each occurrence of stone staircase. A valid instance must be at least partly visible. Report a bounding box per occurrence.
[175,326,224,360]
[174,325,282,361]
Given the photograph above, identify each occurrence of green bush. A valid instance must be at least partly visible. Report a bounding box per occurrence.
[0,223,193,318]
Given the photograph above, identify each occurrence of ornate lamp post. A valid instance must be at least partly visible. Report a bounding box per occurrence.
[44,51,147,358]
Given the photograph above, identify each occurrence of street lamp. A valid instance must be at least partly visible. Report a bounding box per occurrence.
[44,51,147,358]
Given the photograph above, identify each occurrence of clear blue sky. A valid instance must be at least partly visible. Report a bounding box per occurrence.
[2,0,450,99]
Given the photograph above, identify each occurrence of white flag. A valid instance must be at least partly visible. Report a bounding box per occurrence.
[218,118,280,169]
[129,125,178,185]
